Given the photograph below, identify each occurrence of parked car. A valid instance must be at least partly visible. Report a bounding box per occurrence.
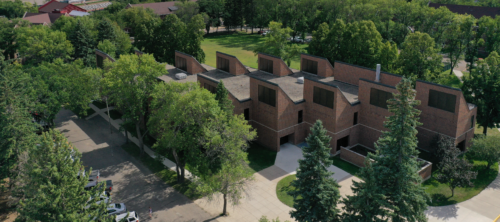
[115,211,139,222]
[290,36,304,43]
[85,180,113,193]
[261,31,270,36]
[85,192,110,209]
[78,168,100,181]
[31,112,49,135]
[107,203,127,216]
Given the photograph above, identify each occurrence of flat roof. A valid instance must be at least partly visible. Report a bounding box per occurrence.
[248,71,305,103]
[157,64,197,83]
[316,77,359,104]
[199,68,250,101]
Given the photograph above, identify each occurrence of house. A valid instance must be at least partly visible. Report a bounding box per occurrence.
[428,2,500,19]
[95,50,477,156]
[22,12,65,25]
[125,0,197,19]
[38,0,87,14]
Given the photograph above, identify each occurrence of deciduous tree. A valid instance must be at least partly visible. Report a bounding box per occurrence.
[70,20,97,67]
[436,141,477,197]
[16,26,73,65]
[288,120,341,222]
[462,51,500,136]
[102,53,166,156]
[442,14,475,76]
[396,32,442,81]
[466,136,500,170]
[98,39,117,59]
[214,81,234,114]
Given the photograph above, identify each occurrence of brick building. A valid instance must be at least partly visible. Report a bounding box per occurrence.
[97,50,477,155]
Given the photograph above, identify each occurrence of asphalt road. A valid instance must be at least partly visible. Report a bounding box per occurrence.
[55,109,217,222]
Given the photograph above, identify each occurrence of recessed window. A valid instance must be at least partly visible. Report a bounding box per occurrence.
[217,57,230,72]
[244,108,249,120]
[298,110,303,123]
[313,86,334,108]
[302,58,318,74]
[204,83,217,93]
[258,85,276,107]
[259,58,273,73]
[353,112,358,125]
[176,56,187,71]
[96,55,104,68]
[428,89,456,113]
[370,88,393,109]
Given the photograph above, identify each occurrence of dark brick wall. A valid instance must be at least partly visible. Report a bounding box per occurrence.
[258,53,293,77]
[333,62,402,86]
[175,51,206,74]
[300,54,334,77]
[216,52,249,76]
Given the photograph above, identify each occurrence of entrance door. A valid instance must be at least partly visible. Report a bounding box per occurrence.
[457,140,466,152]
[280,135,289,145]
[336,135,349,150]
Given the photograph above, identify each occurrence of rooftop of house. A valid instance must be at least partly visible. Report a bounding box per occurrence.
[157,64,198,83]
[311,76,360,104]
[248,71,306,103]
[428,2,500,18]
[23,12,65,25]
[38,0,87,13]
[127,0,197,16]
[199,67,251,101]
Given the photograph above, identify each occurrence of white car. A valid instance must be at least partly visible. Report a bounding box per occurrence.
[262,31,270,36]
[78,168,100,181]
[85,192,110,209]
[107,203,127,215]
[115,211,139,222]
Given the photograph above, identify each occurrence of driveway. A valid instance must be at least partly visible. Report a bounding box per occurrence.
[55,109,216,222]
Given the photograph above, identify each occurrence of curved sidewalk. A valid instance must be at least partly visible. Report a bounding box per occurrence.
[426,167,500,222]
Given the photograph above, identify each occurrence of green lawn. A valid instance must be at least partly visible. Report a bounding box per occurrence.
[437,70,462,89]
[424,161,498,206]
[201,32,308,70]
[104,109,123,120]
[331,155,360,177]
[276,174,298,207]
[121,142,201,200]
[246,142,277,174]
[475,124,500,137]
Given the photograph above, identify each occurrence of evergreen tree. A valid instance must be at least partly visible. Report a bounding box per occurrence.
[341,159,390,222]
[97,19,116,43]
[70,20,96,67]
[369,77,429,221]
[288,120,341,222]
[214,81,234,114]
[16,130,109,221]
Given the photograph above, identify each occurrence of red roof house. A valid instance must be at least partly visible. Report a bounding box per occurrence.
[38,0,87,14]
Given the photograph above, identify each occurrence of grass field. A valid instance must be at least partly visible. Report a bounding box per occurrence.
[276,174,298,207]
[201,32,308,70]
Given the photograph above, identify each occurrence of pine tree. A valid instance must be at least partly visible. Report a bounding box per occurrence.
[97,19,116,43]
[341,159,390,222]
[214,80,234,114]
[288,120,341,222]
[70,20,96,67]
[369,77,429,221]
[16,129,109,221]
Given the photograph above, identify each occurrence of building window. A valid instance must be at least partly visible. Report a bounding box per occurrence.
[370,88,393,109]
[313,86,334,108]
[204,83,217,93]
[353,112,358,125]
[471,115,475,129]
[244,108,249,120]
[176,56,187,71]
[259,57,273,73]
[218,57,230,72]
[298,110,303,123]
[428,89,456,113]
[96,55,104,68]
[302,58,318,74]
[258,85,276,107]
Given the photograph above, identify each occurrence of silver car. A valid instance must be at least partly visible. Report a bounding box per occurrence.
[107,203,127,215]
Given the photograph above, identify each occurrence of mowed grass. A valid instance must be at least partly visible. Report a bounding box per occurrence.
[424,161,499,206]
[276,174,298,207]
[475,124,500,137]
[201,32,308,70]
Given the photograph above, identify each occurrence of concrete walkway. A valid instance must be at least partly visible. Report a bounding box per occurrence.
[426,167,500,222]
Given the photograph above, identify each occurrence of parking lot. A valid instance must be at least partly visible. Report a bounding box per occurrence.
[55,109,216,222]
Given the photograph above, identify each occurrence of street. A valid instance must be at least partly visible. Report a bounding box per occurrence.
[55,109,217,222]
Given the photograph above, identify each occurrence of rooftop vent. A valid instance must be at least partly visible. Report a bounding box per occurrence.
[168,6,178,11]
[297,77,304,84]
[375,64,381,82]
[175,73,187,80]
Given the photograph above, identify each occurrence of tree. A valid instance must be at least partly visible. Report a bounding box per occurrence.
[0,0,37,19]
[27,59,101,126]
[16,130,109,222]
[223,0,244,30]
[0,17,29,60]
[195,111,256,216]
[378,41,399,73]
[97,19,117,43]
[102,53,166,156]
[341,20,384,69]
[442,15,476,76]
[119,6,158,38]
[174,0,200,24]
[396,32,442,81]
[113,23,133,57]
[183,14,206,63]
[198,0,225,33]
[149,82,219,183]
[341,159,389,222]
[70,19,97,67]
[214,81,234,114]
[467,136,500,170]
[367,78,429,221]
[435,141,477,197]
[0,56,37,187]
[253,21,305,66]
[462,51,500,135]
[16,25,73,65]
[288,120,341,222]
[98,39,117,59]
